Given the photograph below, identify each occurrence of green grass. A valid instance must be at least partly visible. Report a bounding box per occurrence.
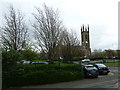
[101,62,120,66]
[82,62,120,66]
[31,60,48,61]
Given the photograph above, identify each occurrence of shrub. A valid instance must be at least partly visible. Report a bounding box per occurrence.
[21,49,39,60]
[3,65,83,88]
[2,50,21,71]
[3,63,84,88]
[5,69,83,87]
[73,57,84,61]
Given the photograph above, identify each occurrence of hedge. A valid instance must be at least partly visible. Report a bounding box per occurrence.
[3,66,84,88]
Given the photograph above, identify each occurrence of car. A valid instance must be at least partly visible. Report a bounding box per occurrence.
[93,64,110,75]
[31,61,48,64]
[22,60,31,64]
[82,59,90,63]
[81,64,99,78]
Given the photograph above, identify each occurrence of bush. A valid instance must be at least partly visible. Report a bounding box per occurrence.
[21,64,83,73]
[2,64,26,88]
[73,57,84,61]
[5,70,83,87]
[2,50,23,88]
[21,49,39,60]
[2,50,21,71]
[3,64,84,88]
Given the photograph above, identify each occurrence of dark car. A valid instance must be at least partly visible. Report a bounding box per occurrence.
[81,64,99,78]
[93,64,110,75]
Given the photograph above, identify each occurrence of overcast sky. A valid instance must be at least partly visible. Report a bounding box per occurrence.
[0,0,119,51]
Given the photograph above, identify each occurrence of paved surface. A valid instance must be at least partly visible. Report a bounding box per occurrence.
[19,66,119,88]
[0,54,2,90]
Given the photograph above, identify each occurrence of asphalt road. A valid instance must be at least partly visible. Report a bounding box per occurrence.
[0,72,1,90]
[20,66,119,89]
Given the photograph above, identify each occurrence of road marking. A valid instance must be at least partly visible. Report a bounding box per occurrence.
[73,79,118,88]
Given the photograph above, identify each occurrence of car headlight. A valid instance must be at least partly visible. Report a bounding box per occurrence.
[89,73,91,75]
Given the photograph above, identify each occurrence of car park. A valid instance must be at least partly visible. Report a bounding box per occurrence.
[93,64,110,75]
[81,64,99,78]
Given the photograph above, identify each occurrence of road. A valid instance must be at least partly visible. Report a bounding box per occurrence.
[20,66,119,89]
[0,56,2,90]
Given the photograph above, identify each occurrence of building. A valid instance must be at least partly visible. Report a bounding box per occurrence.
[81,24,91,57]
[105,49,120,58]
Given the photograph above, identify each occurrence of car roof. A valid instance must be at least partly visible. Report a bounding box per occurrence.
[31,61,48,64]
[82,64,94,66]
[95,64,105,65]
[94,64,106,67]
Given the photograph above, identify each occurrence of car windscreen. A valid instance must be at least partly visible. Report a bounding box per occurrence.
[85,66,97,70]
[96,64,106,67]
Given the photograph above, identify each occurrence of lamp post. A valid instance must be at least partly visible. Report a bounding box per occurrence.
[58,56,63,69]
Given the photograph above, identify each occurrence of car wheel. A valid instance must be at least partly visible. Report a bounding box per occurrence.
[105,73,108,75]
[95,76,98,78]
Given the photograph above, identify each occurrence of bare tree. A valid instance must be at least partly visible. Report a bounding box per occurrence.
[1,5,28,51]
[91,49,108,59]
[60,29,81,61]
[32,4,63,62]
[62,30,80,46]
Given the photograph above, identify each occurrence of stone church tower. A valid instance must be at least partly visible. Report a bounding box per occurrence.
[81,24,91,57]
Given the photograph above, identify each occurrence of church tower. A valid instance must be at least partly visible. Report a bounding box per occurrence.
[81,24,91,57]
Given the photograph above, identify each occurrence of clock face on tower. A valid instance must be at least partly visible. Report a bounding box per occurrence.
[86,41,88,43]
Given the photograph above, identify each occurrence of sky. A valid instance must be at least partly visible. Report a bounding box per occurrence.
[0,0,119,51]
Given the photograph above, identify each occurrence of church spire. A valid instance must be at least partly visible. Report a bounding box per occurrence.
[82,24,84,31]
[81,26,83,32]
[88,24,89,31]
[85,26,87,31]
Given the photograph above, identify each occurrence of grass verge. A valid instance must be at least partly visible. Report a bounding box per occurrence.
[82,62,120,66]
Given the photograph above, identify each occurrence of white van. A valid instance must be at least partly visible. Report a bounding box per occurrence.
[82,59,90,62]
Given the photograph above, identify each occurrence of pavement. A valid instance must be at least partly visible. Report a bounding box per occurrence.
[113,83,118,88]
[0,54,2,90]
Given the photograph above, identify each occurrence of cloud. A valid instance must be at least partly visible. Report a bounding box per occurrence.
[0,0,118,51]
